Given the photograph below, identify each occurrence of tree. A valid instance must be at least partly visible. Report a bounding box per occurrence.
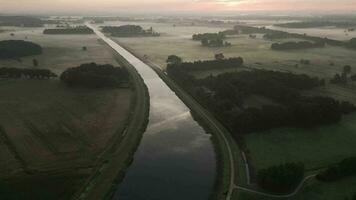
[343,65,352,74]
[82,46,87,51]
[32,59,38,67]
[166,55,182,65]
[215,53,225,60]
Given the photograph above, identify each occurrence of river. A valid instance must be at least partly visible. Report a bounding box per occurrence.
[87,23,217,200]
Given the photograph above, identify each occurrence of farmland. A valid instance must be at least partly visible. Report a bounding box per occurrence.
[107,19,356,199]
[0,26,137,199]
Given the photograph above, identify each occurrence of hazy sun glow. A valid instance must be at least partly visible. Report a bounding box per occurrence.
[0,0,355,13]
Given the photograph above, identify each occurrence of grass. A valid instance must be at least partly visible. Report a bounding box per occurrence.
[107,21,356,80]
[245,113,356,171]
[0,26,136,199]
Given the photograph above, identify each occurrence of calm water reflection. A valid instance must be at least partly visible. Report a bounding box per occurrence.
[87,24,216,200]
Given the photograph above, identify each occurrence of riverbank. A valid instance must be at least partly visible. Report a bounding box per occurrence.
[115,40,246,200]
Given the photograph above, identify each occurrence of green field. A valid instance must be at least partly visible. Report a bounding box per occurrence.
[233,176,356,200]
[0,26,135,199]
[245,113,356,171]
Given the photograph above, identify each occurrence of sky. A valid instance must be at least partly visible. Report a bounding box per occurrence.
[1,0,356,14]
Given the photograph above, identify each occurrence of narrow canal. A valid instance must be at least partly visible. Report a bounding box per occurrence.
[88,23,216,200]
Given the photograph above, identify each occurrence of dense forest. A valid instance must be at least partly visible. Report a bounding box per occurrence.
[257,162,304,193]
[167,56,356,136]
[60,63,129,88]
[43,26,94,34]
[271,41,325,50]
[274,21,356,28]
[0,16,44,27]
[0,40,42,59]
[101,25,160,37]
[0,67,57,79]
[192,32,231,47]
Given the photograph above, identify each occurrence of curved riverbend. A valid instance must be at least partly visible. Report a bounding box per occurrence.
[87,24,217,200]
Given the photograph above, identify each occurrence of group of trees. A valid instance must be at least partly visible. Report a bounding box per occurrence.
[0,16,44,27]
[0,40,42,59]
[43,26,94,34]
[317,157,356,182]
[60,63,129,88]
[257,162,304,193]
[192,32,231,47]
[101,25,160,37]
[166,58,356,135]
[346,38,356,49]
[0,67,57,79]
[274,21,356,28]
[167,56,244,71]
[271,41,325,50]
[229,25,348,48]
[330,65,353,85]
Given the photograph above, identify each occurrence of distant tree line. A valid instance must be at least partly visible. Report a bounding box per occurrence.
[43,26,94,34]
[101,25,160,37]
[271,41,325,50]
[167,57,244,71]
[166,56,356,136]
[317,157,356,182]
[192,32,231,47]
[0,40,42,59]
[257,162,304,193]
[0,67,57,79]
[226,25,356,50]
[0,16,44,27]
[60,63,129,88]
[274,21,356,28]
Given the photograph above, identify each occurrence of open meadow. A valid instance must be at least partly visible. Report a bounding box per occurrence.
[0,26,134,199]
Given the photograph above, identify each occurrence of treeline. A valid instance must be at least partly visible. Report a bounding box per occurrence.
[0,67,57,79]
[167,57,356,135]
[0,40,42,59]
[192,32,231,47]
[257,162,304,193]
[275,21,356,28]
[0,16,44,27]
[168,57,243,71]
[317,157,356,182]
[271,41,325,50]
[60,63,129,88]
[101,25,160,37]
[43,26,94,34]
[192,33,225,41]
[228,25,356,50]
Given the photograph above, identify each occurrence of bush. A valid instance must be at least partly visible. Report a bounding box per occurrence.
[257,162,304,193]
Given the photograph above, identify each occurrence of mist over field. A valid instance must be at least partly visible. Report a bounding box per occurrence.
[1,0,356,200]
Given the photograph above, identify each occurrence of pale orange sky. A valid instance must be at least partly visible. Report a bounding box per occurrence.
[1,0,356,13]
